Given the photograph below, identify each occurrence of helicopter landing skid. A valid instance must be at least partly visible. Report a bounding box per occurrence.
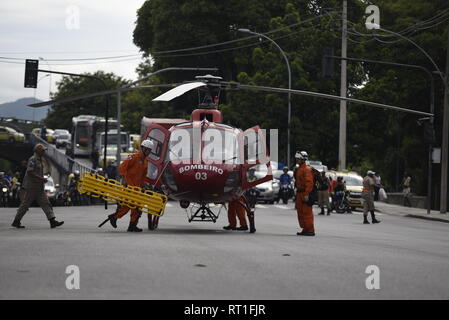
[188,204,221,223]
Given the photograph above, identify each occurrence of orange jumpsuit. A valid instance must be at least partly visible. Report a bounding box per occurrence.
[295,163,315,233]
[114,152,148,223]
[227,196,248,228]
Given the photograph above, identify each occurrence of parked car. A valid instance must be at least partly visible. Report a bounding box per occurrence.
[307,159,328,173]
[250,163,279,204]
[0,126,25,143]
[254,179,280,204]
[54,129,71,148]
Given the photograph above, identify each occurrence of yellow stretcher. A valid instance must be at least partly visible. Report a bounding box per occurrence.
[77,172,168,216]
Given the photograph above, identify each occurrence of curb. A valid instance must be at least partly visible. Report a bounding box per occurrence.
[405,214,449,224]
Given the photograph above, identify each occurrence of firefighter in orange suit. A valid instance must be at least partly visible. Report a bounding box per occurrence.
[106,139,154,232]
[223,196,248,231]
[294,150,315,236]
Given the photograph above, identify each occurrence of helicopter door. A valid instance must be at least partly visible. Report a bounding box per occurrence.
[143,123,170,185]
[241,125,272,189]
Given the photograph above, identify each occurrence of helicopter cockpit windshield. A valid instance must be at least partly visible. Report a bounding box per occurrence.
[202,128,240,164]
[166,126,240,165]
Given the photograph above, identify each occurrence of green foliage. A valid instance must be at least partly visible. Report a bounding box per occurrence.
[45,71,128,130]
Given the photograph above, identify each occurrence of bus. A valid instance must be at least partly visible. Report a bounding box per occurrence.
[97,129,129,153]
[71,115,121,157]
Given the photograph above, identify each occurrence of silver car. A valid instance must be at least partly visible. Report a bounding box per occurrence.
[54,129,71,148]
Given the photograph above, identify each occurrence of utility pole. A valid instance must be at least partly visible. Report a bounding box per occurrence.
[440,30,449,213]
[339,0,348,170]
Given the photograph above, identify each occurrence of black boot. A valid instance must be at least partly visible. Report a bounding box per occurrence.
[327,208,331,215]
[363,216,370,224]
[148,215,154,230]
[223,225,236,230]
[319,208,325,215]
[108,214,117,228]
[11,219,25,229]
[371,211,381,224]
[127,221,142,232]
[50,218,64,228]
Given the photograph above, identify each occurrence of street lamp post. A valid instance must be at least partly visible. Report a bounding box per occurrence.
[38,57,52,100]
[367,23,446,213]
[238,28,292,169]
[34,74,50,121]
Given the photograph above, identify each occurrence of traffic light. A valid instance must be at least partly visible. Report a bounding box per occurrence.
[322,47,334,78]
[24,59,39,88]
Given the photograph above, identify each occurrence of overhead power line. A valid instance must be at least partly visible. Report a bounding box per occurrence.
[152,11,339,55]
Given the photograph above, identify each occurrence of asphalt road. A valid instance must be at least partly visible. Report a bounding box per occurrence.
[1,202,448,300]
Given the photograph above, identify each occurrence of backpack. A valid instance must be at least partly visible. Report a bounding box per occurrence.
[317,174,329,191]
[306,168,320,206]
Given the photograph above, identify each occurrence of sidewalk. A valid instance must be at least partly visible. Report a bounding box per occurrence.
[374,201,449,223]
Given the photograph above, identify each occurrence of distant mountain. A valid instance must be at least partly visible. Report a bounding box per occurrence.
[0,97,49,121]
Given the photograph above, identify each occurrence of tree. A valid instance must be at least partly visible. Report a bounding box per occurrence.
[45,71,128,130]
[346,0,448,193]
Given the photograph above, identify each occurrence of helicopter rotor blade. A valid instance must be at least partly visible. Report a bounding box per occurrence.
[153,82,206,102]
[28,84,177,108]
[238,84,432,117]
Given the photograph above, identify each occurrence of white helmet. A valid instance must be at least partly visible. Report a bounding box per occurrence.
[295,150,308,160]
[367,170,375,175]
[141,139,154,150]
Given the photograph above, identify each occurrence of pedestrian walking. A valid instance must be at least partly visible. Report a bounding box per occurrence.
[402,173,412,207]
[11,144,64,229]
[294,150,315,236]
[317,170,331,215]
[374,172,382,201]
[362,170,380,224]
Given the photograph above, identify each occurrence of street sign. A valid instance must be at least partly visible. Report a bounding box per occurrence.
[433,148,441,164]
[24,59,39,88]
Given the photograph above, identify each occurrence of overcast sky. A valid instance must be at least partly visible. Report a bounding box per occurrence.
[0,0,147,105]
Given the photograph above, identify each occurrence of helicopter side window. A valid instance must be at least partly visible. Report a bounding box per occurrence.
[167,128,192,163]
[243,129,265,164]
[246,164,268,183]
[147,128,165,161]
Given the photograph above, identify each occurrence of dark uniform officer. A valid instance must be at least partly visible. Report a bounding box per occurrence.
[11,144,64,229]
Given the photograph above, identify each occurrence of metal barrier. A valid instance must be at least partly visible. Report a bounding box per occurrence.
[28,134,93,175]
[78,172,168,216]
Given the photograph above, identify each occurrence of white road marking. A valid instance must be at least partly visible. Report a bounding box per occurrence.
[256,204,268,209]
